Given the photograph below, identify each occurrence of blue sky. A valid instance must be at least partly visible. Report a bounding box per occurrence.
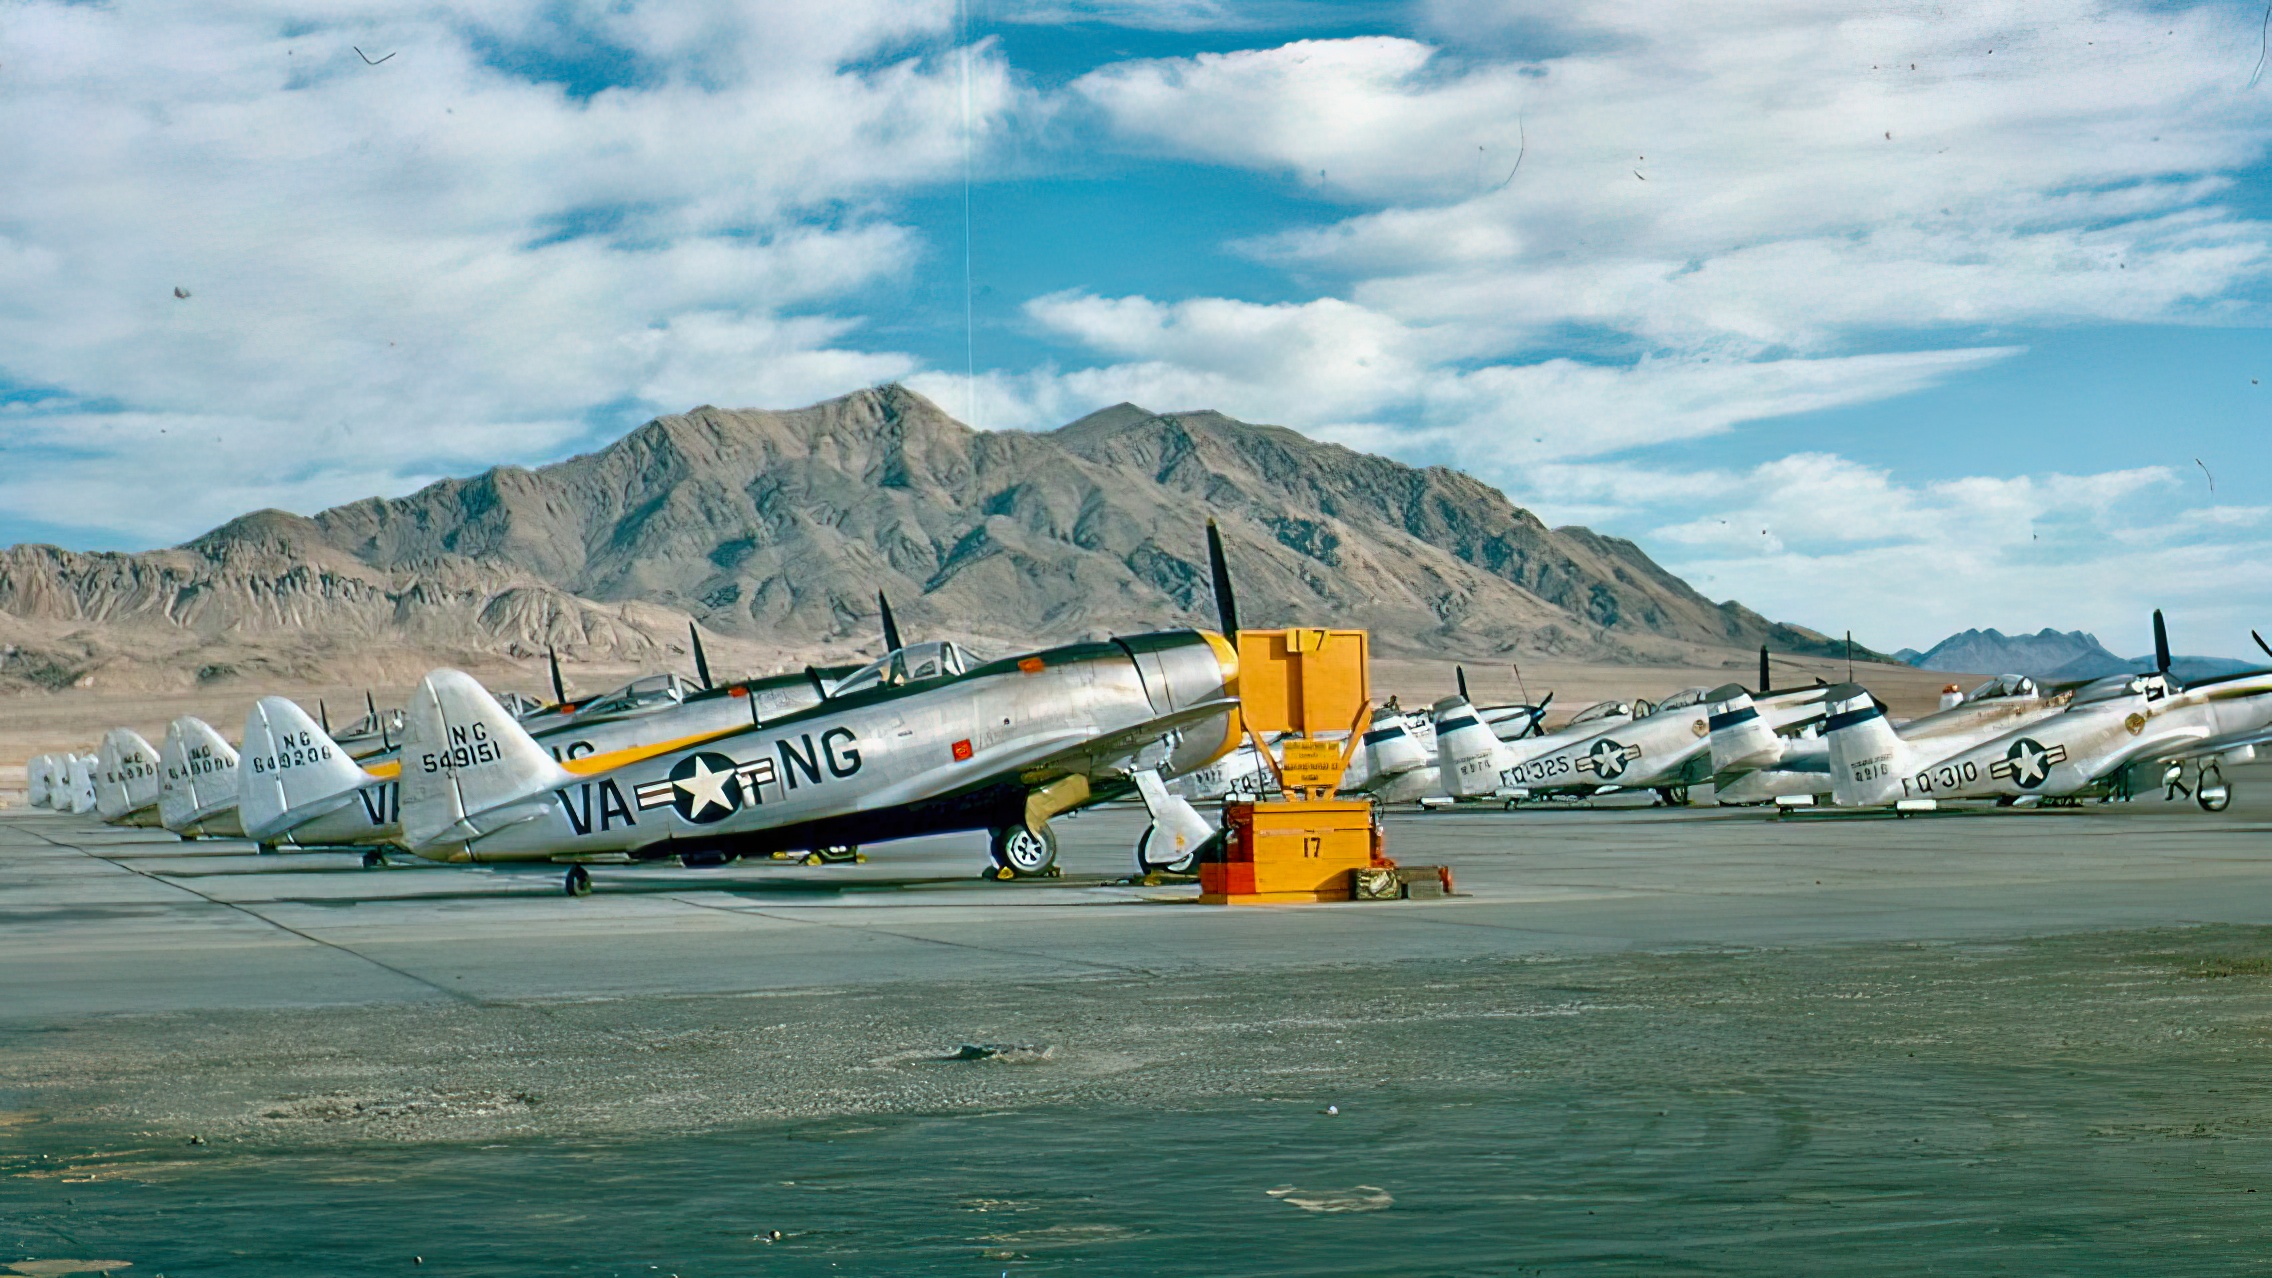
[1,0,2269,655]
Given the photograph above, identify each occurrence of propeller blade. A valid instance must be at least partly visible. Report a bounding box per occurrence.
[877,590,903,653]
[2153,609,2171,676]
[2254,629,2271,661]
[689,622,713,690]
[1529,690,1554,737]
[365,690,378,720]
[1205,519,1240,635]
[1759,644,1771,694]
[318,699,329,735]
[1457,665,1470,701]
[548,646,566,705]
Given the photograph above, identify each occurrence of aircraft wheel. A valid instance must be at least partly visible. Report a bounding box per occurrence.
[2198,771,2232,812]
[360,849,386,869]
[564,865,593,898]
[990,825,1059,877]
[1657,786,1690,807]
[1135,826,1209,877]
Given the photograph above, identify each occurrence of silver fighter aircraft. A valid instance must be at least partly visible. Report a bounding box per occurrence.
[1825,613,2272,810]
[1709,671,2059,805]
[394,624,1242,894]
[238,624,862,857]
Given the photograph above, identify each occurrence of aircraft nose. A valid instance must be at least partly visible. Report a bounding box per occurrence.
[1202,629,1240,700]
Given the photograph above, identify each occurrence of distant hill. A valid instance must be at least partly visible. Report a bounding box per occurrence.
[1906,628,2125,678]
[0,385,1882,693]
[1903,627,2256,684]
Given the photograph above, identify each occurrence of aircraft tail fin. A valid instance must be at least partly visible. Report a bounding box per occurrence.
[1822,683,1908,806]
[159,717,239,830]
[68,752,98,813]
[94,728,162,822]
[1365,706,1429,780]
[1433,695,1506,797]
[1705,684,1781,775]
[241,697,382,840]
[400,669,572,851]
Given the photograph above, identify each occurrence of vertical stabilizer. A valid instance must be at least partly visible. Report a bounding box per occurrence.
[1705,684,1782,774]
[159,718,242,833]
[1433,695,1506,797]
[241,698,385,841]
[67,753,98,813]
[1823,684,1908,806]
[95,729,164,824]
[400,669,573,851]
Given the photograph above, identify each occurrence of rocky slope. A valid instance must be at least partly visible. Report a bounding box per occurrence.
[0,385,1870,693]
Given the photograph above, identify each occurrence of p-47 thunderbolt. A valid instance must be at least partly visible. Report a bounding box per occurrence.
[239,645,855,856]
[394,627,1242,894]
[1825,614,2272,809]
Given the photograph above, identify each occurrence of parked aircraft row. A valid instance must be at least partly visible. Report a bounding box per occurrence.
[23,592,2270,892]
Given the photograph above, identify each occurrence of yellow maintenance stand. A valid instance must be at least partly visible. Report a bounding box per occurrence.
[1198,627,1385,905]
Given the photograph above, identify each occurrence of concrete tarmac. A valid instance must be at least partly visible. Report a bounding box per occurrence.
[7,778,2271,1023]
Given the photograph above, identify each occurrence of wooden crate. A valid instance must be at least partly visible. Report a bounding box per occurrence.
[1199,799,1380,905]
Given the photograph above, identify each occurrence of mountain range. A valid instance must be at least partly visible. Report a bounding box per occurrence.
[1896,627,2256,684]
[0,385,1878,694]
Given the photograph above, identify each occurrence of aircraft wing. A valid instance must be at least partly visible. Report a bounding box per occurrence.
[2079,727,2215,782]
[1018,696,1245,781]
[2141,723,2272,764]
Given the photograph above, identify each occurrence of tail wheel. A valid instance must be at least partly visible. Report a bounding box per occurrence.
[564,865,593,898]
[990,825,1059,877]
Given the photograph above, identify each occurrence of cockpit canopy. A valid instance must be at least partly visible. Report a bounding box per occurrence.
[1568,699,1632,726]
[830,641,972,698]
[1647,687,1709,715]
[1963,674,2037,703]
[2072,671,2164,707]
[575,673,693,719]
[493,691,549,719]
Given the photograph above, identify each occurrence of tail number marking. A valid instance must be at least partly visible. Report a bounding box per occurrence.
[421,722,500,774]
[1848,754,1893,783]
[249,730,335,776]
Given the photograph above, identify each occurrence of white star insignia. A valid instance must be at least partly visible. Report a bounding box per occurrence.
[675,756,736,817]
[2011,742,2048,784]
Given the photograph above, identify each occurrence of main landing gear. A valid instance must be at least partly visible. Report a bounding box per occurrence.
[987,825,1060,879]
[1133,825,1207,876]
[2197,763,2232,812]
[361,849,387,869]
[564,864,592,898]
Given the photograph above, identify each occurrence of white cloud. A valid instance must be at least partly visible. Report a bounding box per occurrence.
[1083,5,2272,351]
[0,0,1011,542]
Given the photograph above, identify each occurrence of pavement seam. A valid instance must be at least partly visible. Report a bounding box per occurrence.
[22,826,488,1008]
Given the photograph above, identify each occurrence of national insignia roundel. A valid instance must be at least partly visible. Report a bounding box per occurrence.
[669,752,744,823]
